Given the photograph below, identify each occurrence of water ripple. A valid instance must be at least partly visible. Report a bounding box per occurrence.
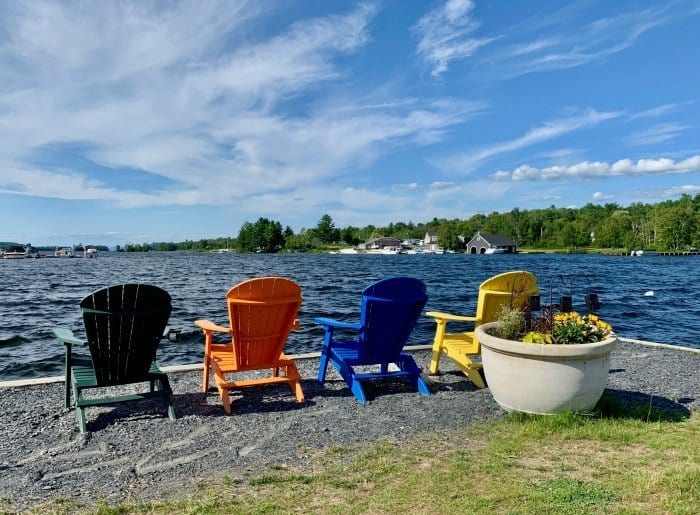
[1,252,698,380]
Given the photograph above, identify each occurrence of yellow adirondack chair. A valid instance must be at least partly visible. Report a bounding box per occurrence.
[194,277,304,414]
[426,270,539,388]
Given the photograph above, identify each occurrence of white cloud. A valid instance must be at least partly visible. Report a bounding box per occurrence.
[592,191,614,201]
[490,171,511,181]
[412,0,497,77]
[429,181,457,189]
[500,155,700,181]
[626,122,691,146]
[440,108,620,172]
[0,2,484,211]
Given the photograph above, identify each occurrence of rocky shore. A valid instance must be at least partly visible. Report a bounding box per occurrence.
[0,343,698,511]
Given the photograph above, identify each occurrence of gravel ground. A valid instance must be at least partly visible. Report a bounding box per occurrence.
[0,342,698,511]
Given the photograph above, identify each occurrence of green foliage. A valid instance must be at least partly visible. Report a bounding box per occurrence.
[283,229,316,252]
[236,217,285,253]
[315,214,339,244]
[495,306,526,340]
[102,192,700,252]
[551,321,588,344]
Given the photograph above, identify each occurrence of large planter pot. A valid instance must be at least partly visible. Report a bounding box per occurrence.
[476,322,618,414]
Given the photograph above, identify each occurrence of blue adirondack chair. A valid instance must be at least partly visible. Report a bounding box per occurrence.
[315,276,430,403]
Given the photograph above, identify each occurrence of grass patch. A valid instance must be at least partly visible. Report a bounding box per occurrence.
[26,400,699,514]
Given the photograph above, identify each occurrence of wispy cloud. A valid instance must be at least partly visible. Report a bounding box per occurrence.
[627,102,684,120]
[634,184,700,202]
[0,1,482,212]
[660,184,700,197]
[484,3,696,78]
[439,108,620,173]
[412,0,497,78]
[496,155,700,181]
[626,122,691,146]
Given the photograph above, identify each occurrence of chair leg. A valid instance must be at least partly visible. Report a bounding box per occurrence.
[219,386,232,415]
[348,376,367,404]
[335,359,366,404]
[416,374,431,397]
[429,344,443,375]
[202,357,210,392]
[290,379,305,403]
[73,385,87,433]
[75,407,87,433]
[464,364,487,389]
[317,348,330,384]
[429,319,447,375]
[399,356,431,397]
[158,375,177,420]
[65,374,72,408]
[286,364,305,403]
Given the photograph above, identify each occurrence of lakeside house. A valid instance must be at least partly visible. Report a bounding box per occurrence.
[423,231,441,253]
[359,237,403,251]
[466,233,516,254]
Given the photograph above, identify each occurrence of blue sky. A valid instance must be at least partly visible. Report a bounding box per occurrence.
[1,0,699,247]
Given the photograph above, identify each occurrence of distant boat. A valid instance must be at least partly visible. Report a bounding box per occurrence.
[339,248,359,254]
[3,245,39,259]
[630,250,644,256]
[84,247,98,258]
[484,247,505,254]
[3,246,28,259]
[54,247,74,258]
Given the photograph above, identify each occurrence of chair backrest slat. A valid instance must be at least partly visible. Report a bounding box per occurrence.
[476,271,539,327]
[358,277,428,362]
[80,284,171,386]
[226,277,302,367]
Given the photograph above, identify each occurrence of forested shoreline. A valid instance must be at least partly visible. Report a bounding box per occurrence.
[124,195,700,253]
[8,195,693,254]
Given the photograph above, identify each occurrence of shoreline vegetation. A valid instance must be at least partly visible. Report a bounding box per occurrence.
[3,195,700,255]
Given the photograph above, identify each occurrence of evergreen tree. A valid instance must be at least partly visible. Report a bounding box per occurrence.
[316,214,338,244]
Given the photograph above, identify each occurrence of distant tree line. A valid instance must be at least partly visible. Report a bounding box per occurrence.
[118,194,700,253]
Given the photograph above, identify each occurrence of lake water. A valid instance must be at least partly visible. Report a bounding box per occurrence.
[1,252,698,381]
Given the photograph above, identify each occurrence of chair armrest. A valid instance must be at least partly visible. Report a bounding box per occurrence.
[52,328,85,346]
[425,311,478,323]
[194,320,231,333]
[313,317,362,330]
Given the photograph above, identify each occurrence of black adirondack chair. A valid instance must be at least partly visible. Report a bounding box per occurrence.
[53,284,176,432]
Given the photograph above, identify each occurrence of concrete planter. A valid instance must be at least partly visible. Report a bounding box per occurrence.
[476,322,618,414]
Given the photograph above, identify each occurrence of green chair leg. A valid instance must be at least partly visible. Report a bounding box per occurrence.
[75,406,87,433]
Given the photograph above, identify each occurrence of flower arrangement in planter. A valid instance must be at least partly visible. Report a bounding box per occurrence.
[477,275,617,415]
[495,308,613,345]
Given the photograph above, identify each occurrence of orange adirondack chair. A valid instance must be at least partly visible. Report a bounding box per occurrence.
[194,277,305,414]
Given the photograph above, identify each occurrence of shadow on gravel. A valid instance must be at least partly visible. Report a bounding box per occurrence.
[173,389,319,416]
[426,370,487,393]
[87,403,179,432]
[597,389,692,422]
